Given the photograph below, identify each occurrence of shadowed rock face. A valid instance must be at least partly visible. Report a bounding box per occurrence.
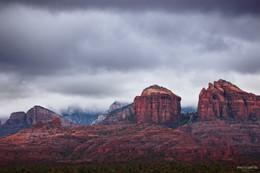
[0,112,27,137]
[0,106,74,137]
[133,85,181,124]
[198,79,260,120]
[26,106,72,127]
[101,104,133,124]
[92,101,130,125]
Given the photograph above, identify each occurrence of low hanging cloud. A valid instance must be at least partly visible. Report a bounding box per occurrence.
[1,7,260,76]
[0,1,259,116]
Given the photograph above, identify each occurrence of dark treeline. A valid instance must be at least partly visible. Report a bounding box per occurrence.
[0,161,243,173]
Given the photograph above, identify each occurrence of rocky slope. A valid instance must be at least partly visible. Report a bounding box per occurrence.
[0,119,240,166]
[101,104,133,124]
[133,85,181,124]
[0,106,73,137]
[178,119,260,159]
[198,79,260,120]
[0,80,259,166]
[92,101,129,125]
[0,112,27,137]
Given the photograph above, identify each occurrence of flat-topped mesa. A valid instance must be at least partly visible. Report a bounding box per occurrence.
[198,79,260,120]
[133,85,181,124]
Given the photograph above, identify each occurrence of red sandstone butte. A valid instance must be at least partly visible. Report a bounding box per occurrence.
[133,85,181,124]
[198,79,260,120]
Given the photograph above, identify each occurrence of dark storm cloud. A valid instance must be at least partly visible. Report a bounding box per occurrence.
[0,0,260,117]
[0,0,260,15]
[1,7,260,78]
[0,8,162,76]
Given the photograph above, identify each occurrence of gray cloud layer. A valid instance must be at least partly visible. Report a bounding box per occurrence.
[1,0,260,15]
[0,1,259,116]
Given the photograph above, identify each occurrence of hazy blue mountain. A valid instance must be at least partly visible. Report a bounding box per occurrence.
[181,106,196,114]
[62,107,102,126]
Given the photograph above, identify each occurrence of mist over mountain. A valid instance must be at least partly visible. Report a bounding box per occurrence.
[62,107,102,126]
[0,79,259,166]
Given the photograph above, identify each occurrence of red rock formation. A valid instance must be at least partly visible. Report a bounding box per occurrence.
[198,79,260,120]
[0,121,241,166]
[26,105,73,127]
[133,85,181,124]
[0,112,27,137]
[51,118,61,126]
[0,106,74,137]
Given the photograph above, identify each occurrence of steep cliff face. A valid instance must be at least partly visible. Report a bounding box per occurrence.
[105,101,128,114]
[133,85,181,124]
[92,101,129,125]
[0,106,74,137]
[0,112,27,137]
[198,79,260,120]
[101,104,133,124]
[26,106,72,127]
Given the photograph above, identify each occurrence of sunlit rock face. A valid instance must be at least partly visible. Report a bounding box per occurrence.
[198,79,260,120]
[133,85,181,124]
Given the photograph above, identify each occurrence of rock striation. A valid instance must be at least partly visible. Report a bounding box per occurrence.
[0,112,27,137]
[26,106,72,127]
[198,79,260,120]
[0,106,73,137]
[101,104,133,124]
[133,85,181,124]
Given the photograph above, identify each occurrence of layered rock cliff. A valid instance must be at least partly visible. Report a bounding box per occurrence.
[198,79,260,120]
[0,106,73,137]
[26,106,72,127]
[133,85,181,124]
[0,112,27,137]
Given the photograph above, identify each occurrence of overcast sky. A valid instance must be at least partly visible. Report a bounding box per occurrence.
[0,0,260,117]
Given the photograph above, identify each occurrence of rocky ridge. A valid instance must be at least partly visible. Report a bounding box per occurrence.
[101,104,133,124]
[0,106,73,137]
[92,101,129,125]
[198,79,260,120]
[0,79,259,165]
[0,119,240,166]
